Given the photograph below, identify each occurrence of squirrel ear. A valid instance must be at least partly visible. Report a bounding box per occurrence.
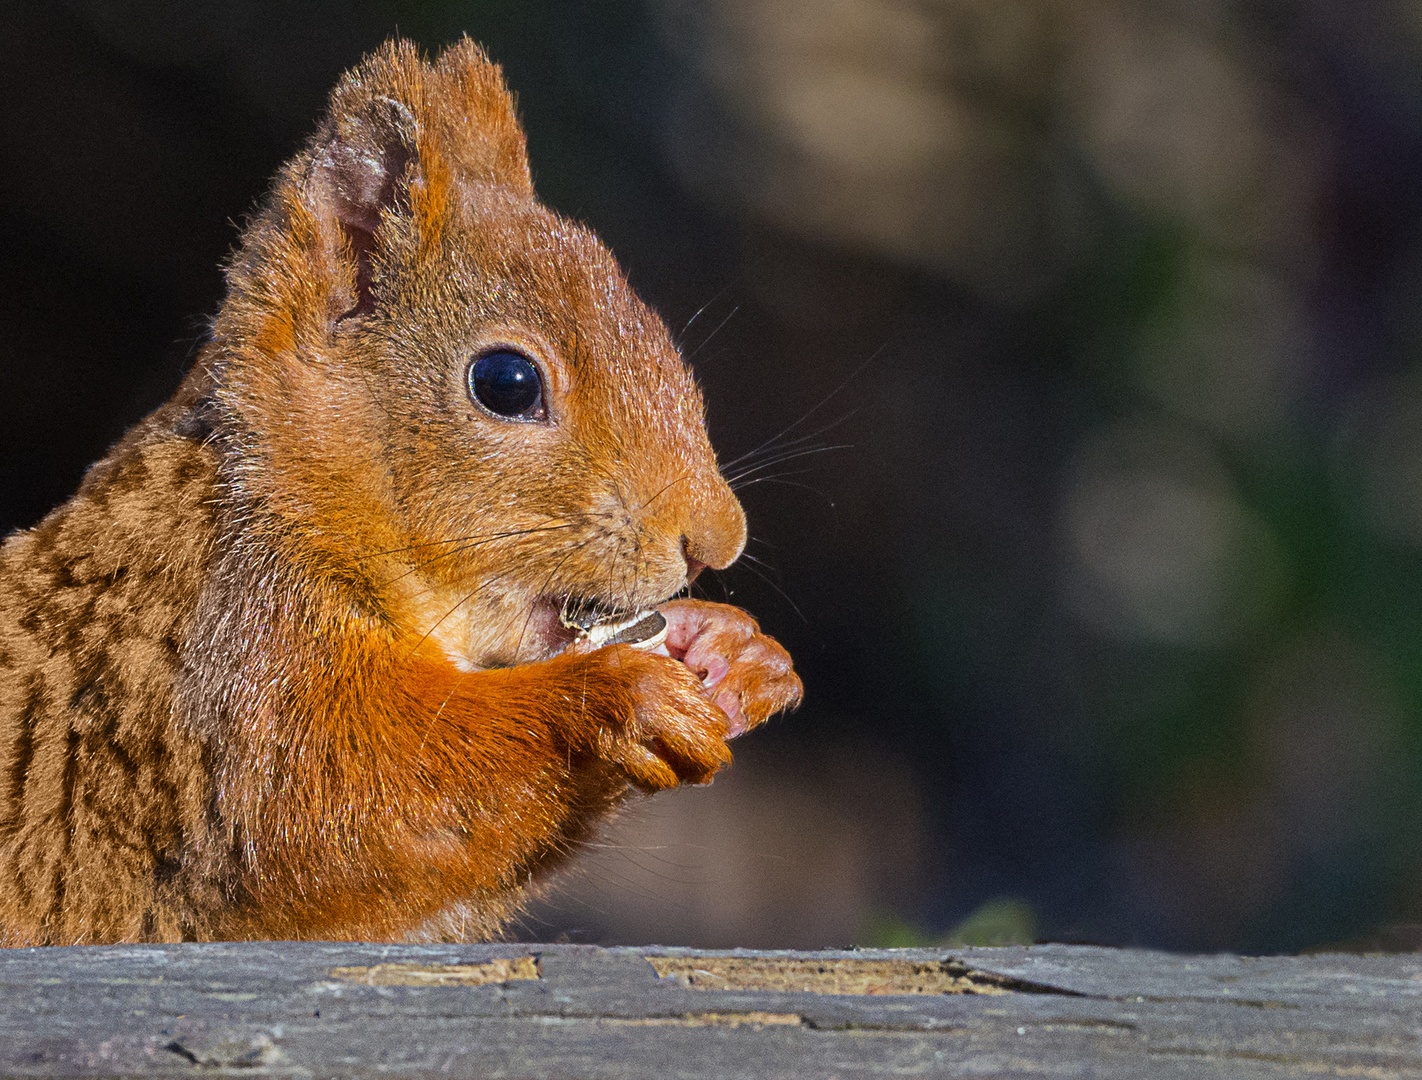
[274,40,532,328]
[308,96,419,320]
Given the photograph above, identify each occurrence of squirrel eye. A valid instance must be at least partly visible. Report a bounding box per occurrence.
[468,349,546,421]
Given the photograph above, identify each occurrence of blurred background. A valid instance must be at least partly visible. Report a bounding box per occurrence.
[8,0,1422,954]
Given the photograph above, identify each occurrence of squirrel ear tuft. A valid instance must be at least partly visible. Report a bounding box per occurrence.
[307,95,418,319]
[430,37,533,198]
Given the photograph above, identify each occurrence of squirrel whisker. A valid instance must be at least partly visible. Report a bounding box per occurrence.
[635,475,694,513]
[353,521,580,563]
[719,343,885,471]
[676,286,731,342]
[721,555,809,625]
[726,444,851,487]
[683,305,740,364]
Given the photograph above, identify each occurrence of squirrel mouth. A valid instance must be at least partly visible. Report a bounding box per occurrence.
[553,596,670,651]
[521,595,671,661]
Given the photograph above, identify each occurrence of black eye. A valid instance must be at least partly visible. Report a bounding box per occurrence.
[468,349,546,421]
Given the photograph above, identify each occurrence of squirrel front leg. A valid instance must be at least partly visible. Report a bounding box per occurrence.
[229,636,741,940]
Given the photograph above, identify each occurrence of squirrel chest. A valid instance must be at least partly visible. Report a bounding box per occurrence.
[0,39,800,945]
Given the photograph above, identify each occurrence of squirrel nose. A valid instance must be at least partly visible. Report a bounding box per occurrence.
[680,480,746,574]
[681,539,707,584]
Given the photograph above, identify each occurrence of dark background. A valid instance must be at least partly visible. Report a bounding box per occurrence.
[8,0,1422,954]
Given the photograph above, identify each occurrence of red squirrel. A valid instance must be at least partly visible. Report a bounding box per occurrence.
[0,39,801,944]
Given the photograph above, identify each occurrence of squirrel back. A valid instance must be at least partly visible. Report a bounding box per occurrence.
[0,39,800,945]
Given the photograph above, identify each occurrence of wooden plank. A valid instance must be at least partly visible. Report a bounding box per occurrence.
[0,942,1417,1077]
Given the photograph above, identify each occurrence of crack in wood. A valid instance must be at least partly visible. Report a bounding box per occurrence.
[594,1012,806,1029]
[162,1035,279,1069]
[644,956,1020,996]
[328,956,540,986]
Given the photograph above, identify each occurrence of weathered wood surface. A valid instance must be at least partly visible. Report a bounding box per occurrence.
[2,941,1420,1077]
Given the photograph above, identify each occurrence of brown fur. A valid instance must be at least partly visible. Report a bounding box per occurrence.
[0,39,800,945]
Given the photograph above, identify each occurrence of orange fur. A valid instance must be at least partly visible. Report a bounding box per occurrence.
[0,39,800,944]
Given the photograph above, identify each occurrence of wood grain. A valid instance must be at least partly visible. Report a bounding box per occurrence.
[1,942,1417,1077]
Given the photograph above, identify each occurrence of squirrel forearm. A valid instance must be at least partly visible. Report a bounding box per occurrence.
[225,643,646,939]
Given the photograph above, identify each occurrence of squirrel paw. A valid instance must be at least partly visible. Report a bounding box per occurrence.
[571,601,801,791]
[658,599,803,737]
[589,646,734,792]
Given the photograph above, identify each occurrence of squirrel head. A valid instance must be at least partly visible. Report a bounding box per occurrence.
[210,39,745,668]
